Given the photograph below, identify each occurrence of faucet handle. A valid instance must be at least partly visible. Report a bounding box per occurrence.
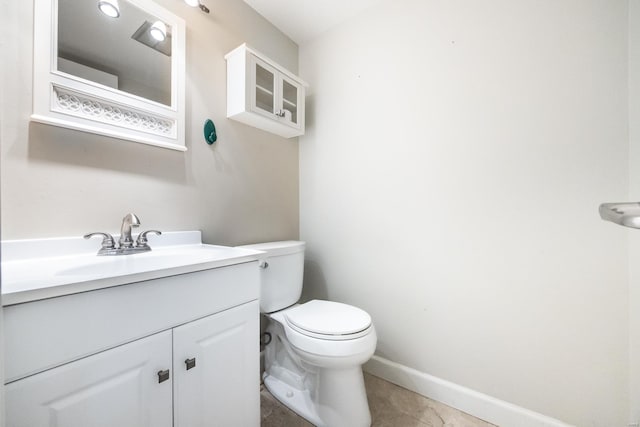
[84,232,116,250]
[136,230,162,249]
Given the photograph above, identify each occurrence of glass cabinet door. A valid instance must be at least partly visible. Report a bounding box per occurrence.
[279,75,300,127]
[251,57,277,117]
[226,45,306,137]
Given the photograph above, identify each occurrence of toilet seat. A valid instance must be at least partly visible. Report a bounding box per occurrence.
[268,300,377,359]
[284,300,372,341]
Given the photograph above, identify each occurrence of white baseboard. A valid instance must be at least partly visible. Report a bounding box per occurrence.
[364,355,573,427]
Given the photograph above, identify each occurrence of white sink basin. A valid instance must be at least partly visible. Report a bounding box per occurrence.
[55,246,241,276]
[55,253,183,277]
[1,231,263,306]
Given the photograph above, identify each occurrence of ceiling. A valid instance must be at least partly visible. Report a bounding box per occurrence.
[243,0,381,45]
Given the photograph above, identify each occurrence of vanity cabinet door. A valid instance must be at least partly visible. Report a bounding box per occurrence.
[5,331,173,427]
[173,300,260,427]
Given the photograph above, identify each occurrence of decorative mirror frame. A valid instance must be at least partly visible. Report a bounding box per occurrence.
[32,0,186,151]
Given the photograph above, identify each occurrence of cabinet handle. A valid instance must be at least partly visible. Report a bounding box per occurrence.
[158,369,170,383]
[185,358,196,370]
[275,110,285,117]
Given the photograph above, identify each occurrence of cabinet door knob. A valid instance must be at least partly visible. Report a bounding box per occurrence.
[259,261,269,269]
[185,358,196,370]
[157,369,170,383]
[275,110,285,117]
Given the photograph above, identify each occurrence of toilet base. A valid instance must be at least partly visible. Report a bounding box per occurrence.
[263,312,374,427]
[263,372,324,426]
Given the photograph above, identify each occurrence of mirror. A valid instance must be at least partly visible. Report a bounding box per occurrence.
[57,0,172,106]
[32,0,186,151]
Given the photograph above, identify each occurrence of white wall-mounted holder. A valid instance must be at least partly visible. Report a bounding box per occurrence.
[599,202,640,228]
[32,0,186,151]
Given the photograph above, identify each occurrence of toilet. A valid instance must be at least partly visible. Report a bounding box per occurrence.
[239,241,377,427]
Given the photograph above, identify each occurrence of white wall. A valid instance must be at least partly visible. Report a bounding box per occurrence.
[628,0,640,423]
[1,0,299,245]
[299,1,630,426]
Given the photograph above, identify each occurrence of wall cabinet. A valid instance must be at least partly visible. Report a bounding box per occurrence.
[226,44,308,138]
[4,265,260,427]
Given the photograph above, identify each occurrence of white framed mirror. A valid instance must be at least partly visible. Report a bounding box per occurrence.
[32,0,186,151]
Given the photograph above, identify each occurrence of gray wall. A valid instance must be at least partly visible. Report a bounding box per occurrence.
[299,0,629,425]
[1,0,300,245]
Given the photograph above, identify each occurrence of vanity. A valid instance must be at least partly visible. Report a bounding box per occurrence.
[2,231,262,427]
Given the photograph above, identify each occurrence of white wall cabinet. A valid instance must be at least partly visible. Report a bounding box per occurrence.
[226,44,307,138]
[4,265,260,427]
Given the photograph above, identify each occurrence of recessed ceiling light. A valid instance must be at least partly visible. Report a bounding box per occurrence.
[98,0,120,18]
[150,21,167,42]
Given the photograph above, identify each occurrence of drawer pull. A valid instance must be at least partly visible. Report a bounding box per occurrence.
[158,369,170,383]
[185,358,196,370]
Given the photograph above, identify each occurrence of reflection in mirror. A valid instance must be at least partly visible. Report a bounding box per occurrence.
[57,0,172,106]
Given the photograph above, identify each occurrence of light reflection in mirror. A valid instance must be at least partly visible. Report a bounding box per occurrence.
[57,0,172,106]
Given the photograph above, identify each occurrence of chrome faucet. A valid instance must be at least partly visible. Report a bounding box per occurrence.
[119,213,140,249]
[84,213,161,256]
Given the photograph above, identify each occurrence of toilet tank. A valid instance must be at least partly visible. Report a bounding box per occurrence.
[237,241,305,313]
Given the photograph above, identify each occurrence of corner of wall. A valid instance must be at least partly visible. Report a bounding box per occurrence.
[628,0,640,423]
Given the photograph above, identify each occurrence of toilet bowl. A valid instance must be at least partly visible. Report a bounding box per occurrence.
[238,241,377,427]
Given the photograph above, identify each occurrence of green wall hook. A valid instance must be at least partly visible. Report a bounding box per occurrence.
[204,119,217,145]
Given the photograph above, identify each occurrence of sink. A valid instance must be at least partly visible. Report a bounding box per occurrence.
[55,254,179,277]
[55,246,240,276]
[1,231,263,306]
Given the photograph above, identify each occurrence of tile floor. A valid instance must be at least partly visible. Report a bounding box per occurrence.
[261,373,496,427]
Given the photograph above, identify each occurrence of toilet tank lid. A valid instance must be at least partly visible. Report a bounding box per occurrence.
[237,240,305,256]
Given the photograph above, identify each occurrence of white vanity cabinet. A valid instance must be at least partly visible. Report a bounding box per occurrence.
[226,44,307,138]
[6,331,174,427]
[173,302,259,426]
[3,262,260,427]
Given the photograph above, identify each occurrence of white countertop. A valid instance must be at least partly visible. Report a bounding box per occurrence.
[1,231,263,306]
